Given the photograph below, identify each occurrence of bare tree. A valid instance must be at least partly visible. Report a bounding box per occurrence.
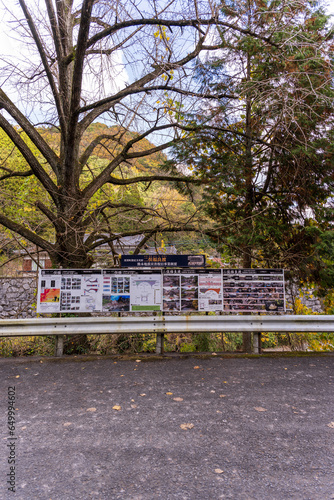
[0,0,299,268]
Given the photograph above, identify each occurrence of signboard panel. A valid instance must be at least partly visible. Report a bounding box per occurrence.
[222,269,285,312]
[102,270,132,312]
[102,270,162,312]
[162,269,222,313]
[37,269,102,313]
[37,268,285,314]
[198,270,223,312]
[121,254,206,268]
[130,272,162,311]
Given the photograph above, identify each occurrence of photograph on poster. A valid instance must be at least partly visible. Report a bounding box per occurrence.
[181,300,198,311]
[181,288,198,300]
[163,288,179,300]
[40,289,60,303]
[102,295,130,312]
[163,275,180,287]
[163,300,180,311]
[181,275,198,287]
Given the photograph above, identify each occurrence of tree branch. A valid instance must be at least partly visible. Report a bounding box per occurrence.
[18,0,65,131]
[0,114,59,204]
[0,89,60,176]
[0,212,55,256]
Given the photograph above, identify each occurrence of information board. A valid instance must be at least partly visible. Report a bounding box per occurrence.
[37,268,285,313]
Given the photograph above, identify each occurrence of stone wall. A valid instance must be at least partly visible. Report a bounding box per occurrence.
[0,277,37,319]
[0,276,325,319]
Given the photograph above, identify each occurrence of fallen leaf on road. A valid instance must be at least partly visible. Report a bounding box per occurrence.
[173,397,183,402]
[63,422,72,427]
[214,469,224,474]
[219,395,226,398]
[86,408,96,412]
[140,393,146,397]
[21,426,26,430]
[166,392,173,395]
[180,423,194,430]
[254,407,267,412]
[135,360,141,363]
[113,405,121,411]
[194,366,200,369]
[327,422,334,429]
[212,352,217,356]
[131,404,137,409]
[15,375,20,378]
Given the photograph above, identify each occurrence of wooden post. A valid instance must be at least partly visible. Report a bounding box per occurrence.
[55,335,64,357]
[156,332,164,355]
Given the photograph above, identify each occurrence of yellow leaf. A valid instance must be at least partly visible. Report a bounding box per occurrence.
[180,423,194,430]
[166,392,173,395]
[113,405,121,411]
[254,407,267,412]
[214,469,224,474]
[86,407,96,412]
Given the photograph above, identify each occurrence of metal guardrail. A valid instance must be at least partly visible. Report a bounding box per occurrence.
[1,314,333,356]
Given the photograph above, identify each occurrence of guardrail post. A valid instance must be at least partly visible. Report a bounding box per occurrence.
[253,333,260,354]
[55,335,64,357]
[156,333,164,355]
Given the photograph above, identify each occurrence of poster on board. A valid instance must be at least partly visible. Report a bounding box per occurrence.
[198,270,223,312]
[102,270,162,312]
[162,269,224,312]
[130,271,162,311]
[37,270,62,313]
[37,269,102,313]
[222,269,285,312]
[102,270,131,312]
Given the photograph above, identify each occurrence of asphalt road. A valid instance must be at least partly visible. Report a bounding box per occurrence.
[1,353,334,500]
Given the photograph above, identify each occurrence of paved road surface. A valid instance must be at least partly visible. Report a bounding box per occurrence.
[1,353,334,499]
